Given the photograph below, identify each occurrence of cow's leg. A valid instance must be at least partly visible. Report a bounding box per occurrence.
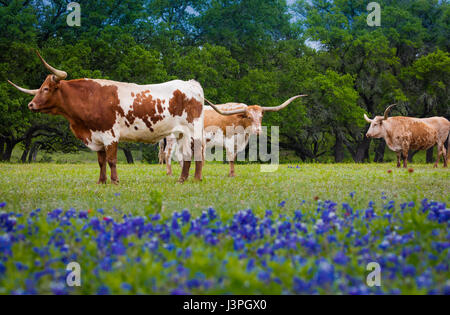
[158,140,165,164]
[193,138,203,181]
[396,152,402,168]
[97,151,107,184]
[402,146,409,169]
[434,144,442,168]
[443,145,448,168]
[165,143,173,176]
[229,160,236,177]
[179,161,191,183]
[106,142,119,184]
[166,152,173,175]
[165,136,177,176]
[192,121,205,181]
[178,135,192,183]
[224,136,236,177]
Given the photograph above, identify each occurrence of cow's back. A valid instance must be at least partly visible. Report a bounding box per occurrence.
[421,117,450,141]
[204,104,247,133]
[388,117,437,151]
[83,79,204,148]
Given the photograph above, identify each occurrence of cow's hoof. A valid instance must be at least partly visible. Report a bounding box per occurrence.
[228,173,236,178]
[111,180,120,185]
[97,179,107,185]
[166,172,173,176]
[177,178,187,184]
[194,177,202,182]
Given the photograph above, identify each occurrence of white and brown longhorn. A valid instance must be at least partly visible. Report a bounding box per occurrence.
[8,51,226,184]
[160,95,307,177]
[364,104,450,168]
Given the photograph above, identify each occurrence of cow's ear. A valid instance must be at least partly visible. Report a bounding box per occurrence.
[237,113,247,118]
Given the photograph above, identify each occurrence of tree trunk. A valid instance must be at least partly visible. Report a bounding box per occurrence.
[426,147,434,164]
[2,139,15,162]
[334,130,344,163]
[123,148,134,164]
[0,138,4,160]
[354,137,371,163]
[374,139,386,162]
[28,142,41,163]
[21,136,33,163]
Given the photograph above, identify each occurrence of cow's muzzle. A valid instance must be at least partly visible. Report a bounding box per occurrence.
[28,102,38,112]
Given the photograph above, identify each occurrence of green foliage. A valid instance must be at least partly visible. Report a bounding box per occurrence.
[142,144,160,164]
[0,0,449,163]
[401,49,450,116]
[171,44,240,101]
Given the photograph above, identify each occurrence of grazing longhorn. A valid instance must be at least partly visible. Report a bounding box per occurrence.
[364,104,450,168]
[8,51,211,184]
[161,95,307,177]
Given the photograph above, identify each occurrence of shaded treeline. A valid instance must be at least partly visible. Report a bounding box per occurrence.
[0,0,448,163]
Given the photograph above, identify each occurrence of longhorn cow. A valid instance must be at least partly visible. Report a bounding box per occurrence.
[364,105,450,168]
[8,51,216,183]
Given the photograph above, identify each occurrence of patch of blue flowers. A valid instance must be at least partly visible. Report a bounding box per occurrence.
[0,197,449,295]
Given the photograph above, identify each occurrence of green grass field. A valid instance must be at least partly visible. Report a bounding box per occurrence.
[1,162,448,218]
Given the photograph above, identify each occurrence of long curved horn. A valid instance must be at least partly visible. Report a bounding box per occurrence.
[364,114,373,123]
[204,98,246,116]
[383,104,397,120]
[35,50,67,81]
[7,80,38,95]
[262,95,308,112]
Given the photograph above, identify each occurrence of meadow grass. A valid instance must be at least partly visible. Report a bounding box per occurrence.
[0,162,448,218]
[0,162,449,294]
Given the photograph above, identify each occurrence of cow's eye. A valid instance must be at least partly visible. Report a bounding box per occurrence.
[43,88,49,92]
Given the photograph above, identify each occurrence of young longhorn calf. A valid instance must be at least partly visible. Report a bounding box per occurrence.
[364,104,450,168]
[160,95,307,177]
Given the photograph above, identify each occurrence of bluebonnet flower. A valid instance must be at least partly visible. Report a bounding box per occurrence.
[181,209,190,224]
[208,207,217,220]
[293,277,311,294]
[315,259,335,286]
[402,265,416,277]
[171,288,187,295]
[1,195,448,295]
[0,261,5,275]
[97,285,110,295]
[186,279,201,289]
[257,271,270,282]
[121,283,132,291]
[333,252,349,265]
[151,214,161,221]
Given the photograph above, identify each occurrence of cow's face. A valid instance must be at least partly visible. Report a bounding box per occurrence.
[241,106,263,135]
[365,116,386,138]
[28,75,61,114]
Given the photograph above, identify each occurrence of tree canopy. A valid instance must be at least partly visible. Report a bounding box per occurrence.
[0,0,448,163]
